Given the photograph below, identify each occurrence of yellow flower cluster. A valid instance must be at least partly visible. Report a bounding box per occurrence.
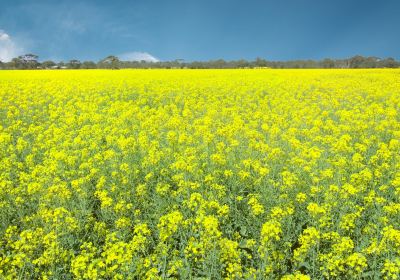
[0,69,400,279]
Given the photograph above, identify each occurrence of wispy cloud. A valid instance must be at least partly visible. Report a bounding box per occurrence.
[0,30,23,62]
[119,51,159,62]
[60,18,87,34]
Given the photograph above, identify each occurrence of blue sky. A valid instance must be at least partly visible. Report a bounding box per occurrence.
[0,0,399,62]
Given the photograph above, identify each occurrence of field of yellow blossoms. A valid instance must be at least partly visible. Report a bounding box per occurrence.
[1,69,400,279]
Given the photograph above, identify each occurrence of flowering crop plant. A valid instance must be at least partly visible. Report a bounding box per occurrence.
[0,69,400,279]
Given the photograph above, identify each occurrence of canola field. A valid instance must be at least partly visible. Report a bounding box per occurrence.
[0,69,400,279]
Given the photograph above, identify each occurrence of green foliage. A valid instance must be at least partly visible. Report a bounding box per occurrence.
[1,55,399,70]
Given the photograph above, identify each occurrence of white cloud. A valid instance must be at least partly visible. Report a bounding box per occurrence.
[0,30,23,62]
[119,51,159,62]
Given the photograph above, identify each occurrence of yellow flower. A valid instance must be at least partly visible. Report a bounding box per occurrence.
[157,211,183,242]
[248,196,265,216]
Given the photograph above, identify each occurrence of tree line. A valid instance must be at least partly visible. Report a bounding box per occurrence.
[0,54,399,70]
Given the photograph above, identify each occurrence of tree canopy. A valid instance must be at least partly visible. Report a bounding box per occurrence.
[0,54,399,70]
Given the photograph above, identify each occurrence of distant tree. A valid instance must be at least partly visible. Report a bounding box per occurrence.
[81,61,97,69]
[321,58,335,68]
[9,57,22,69]
[213,59,228,68]
[20,54,39,69]
[349,55,366,68]
[99,55,120,69]
[364,56,380,68]
[188,61,204,69]
[67,60,81,69]
[333,59,349,68]
[20,54,38,62]
[254,57,268,67]
[236,59,250,68]
[380,57,399,68]
[41,60,56,69]
[169,59,184,68]
[10,54,40,69]
[1,55,399,70]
